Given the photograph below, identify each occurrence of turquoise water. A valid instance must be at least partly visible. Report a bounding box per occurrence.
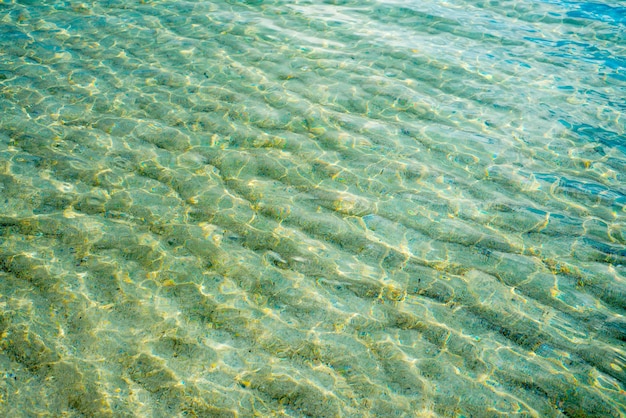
[0,0,625,416]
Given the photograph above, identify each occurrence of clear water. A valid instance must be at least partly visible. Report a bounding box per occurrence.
[0,0,625,416]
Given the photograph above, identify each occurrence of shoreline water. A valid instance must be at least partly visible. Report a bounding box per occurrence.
[0,1,624,416]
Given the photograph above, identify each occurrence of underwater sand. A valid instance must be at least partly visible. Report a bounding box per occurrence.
[0,0,625,416]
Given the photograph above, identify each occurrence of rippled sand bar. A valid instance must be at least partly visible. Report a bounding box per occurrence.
[0,1,625,416]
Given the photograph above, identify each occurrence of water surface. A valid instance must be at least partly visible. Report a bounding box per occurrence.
[0,0,625,416]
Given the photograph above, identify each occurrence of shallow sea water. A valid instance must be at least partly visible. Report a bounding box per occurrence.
[0,0,625,416]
